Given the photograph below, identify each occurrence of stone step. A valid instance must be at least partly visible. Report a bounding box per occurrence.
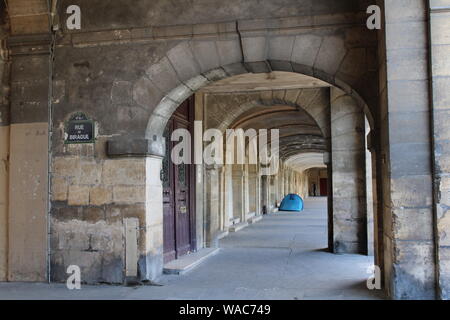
[217,230,229,239]
[228,221,248,232]
[246,211,256,219]
[163,248,220,275]
[248,215,262,224]
[230,217,241,225]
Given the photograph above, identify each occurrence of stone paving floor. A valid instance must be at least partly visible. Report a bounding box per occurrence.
[0,197,385,300]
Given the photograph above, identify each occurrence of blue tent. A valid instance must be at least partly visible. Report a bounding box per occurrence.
[279,194,303,212]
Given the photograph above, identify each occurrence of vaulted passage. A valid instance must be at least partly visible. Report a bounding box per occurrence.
[1,0,449,300]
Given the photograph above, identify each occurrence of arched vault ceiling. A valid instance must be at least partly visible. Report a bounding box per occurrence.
[284,152,326,173]
[206,88,330,134]
[224,105,326,160]
[233,110,321,134]
[200,71,330,93]
[257,135,326,161]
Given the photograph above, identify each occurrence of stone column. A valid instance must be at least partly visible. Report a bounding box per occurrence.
[195,163,204,250]
[204,164,221,248]
[367,130,380,262]
[429,0,450,300]
[330,88,367,254]
[365,120,375,257]
[379,0,436,299]
[243,164,250,220]
[218,165,226,232]
[232,165,245,222]
[224,165,233,226]
[7,34,51,281]
[248,165,258,214]
[142,156,164,281]
[0,30,10,280]
[255,165,261,215]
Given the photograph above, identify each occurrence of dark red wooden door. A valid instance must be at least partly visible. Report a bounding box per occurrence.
[174,120,191,257]
[320,178,328,196]
[162,120,176,262]
[162,97,195,263]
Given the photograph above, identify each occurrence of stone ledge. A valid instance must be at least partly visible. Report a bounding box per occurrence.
[163,248,220,275]
[229,222,249,232]
[8,33,53,56]
[59,15,363,48]
[248,215,263,224]
[217,230,229,240]
[230,217,241,225]
[246,211,256,219]
[107,137,164,158]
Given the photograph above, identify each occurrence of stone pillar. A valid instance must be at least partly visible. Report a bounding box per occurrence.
[278,165,284,202]
[224,165,233,226]
[379,0,436,299]
[429,0,450,300]
[365,120,375,256]
[218,165,226,232]
[7,34,51,281]
[142,156,164,281]
[243,164,250,220]
[367,130,380,262]
[232,165,245,222]
[0,123,8,281]
[330,88,367,254]
[272,175,278,208]
[204,165,221,247]
[0,32,9,280]
[255,165,261,215]
[195,163,204,250]
[248,165,258,214]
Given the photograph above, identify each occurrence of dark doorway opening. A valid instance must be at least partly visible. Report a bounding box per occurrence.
[319,178,328,196]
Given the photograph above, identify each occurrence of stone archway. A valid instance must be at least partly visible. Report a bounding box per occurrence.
[106,31,380,282]
[144,63,375,147]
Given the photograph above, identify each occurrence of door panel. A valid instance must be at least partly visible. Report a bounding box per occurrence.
[174,120,191,257]
[162,96,194,263]
[162,122,176,263]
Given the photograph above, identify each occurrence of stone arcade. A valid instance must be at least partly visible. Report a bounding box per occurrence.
[0,0,449,300]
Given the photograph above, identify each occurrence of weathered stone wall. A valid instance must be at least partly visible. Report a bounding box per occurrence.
[49,0,378,145]
[55,0,375,33]
[50,153,147,283]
